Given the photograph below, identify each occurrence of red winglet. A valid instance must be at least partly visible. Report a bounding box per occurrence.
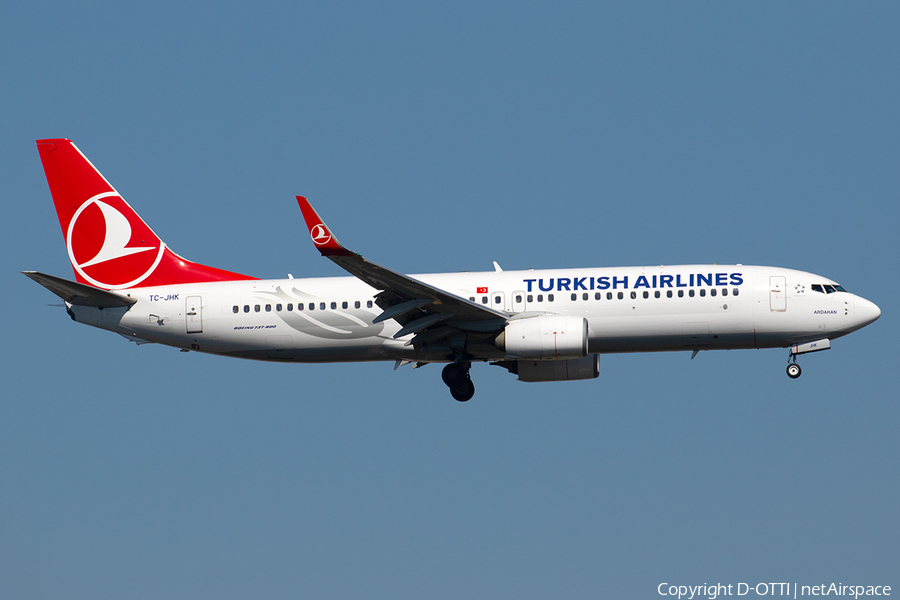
[296,196,354,257]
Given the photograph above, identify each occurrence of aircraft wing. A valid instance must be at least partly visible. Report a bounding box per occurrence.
[296,197,508,348]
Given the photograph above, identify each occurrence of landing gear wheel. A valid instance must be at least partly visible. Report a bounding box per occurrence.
[786,363,801,379]
[442,363,467,388]
[450,379,475,402]
[443,362,475,401]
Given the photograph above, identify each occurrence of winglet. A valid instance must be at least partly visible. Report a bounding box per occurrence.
[296,196,355,257]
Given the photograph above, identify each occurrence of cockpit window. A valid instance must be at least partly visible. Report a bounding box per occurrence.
[812,283,848,294]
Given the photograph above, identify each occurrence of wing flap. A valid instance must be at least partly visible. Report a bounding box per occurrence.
[373,298,434,324]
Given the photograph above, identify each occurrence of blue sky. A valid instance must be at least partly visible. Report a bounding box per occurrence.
[2,2,898,598]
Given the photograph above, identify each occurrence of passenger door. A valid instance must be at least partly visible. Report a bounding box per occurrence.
[769,276,787,312]
[186,296,203,333]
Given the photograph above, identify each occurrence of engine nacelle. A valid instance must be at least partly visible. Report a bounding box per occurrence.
[495,315,589,360]
[513,354,600,382]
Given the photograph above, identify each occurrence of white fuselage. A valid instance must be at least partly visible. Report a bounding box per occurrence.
[69,264,880,364]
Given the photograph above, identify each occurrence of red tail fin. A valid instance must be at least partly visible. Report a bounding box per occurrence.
[36,139,256,289]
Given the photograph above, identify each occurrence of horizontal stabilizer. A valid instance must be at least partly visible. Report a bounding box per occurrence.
[23,271,137,308]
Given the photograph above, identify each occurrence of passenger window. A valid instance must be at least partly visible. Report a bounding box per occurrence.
[595,292,601,300]
[571,293,577,301]
[582,293,588,301]
[243,305,250,313]
[548,294,555,302]
[367,300,373,308]
[733,289,739,296]
[320,302,327,310]
[527,295,533,302]
[689,289,695,297]
[677,290,684,298]
[355,301,361,308]
[537,294,543,302]
[254,305,261,312]
[309,303,315,310]
[298,304,304,311]
[494,296,502,304]
[469,297,475,302]
[700,289,706,297]
[276,304,282,311]
[654,291,660,298]
[666,290,673,298]
[710,289,717,297]
[287,304,293,311]
[265,304,272,312]
[811,284,824,293]
[232,305,239,313]
[618,292,624,300]
[607,292,613,300]
[630,291,636,299]
[482,296,488,304]
[642,291,649,299]
[515,295,522,303]
[342,301,348,309]
[722,289,728,297]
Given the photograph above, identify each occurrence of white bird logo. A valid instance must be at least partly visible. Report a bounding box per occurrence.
[66,192,165,289]
[311,224,332,246]
[76,200,155,268]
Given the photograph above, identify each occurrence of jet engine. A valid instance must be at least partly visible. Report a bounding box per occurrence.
[495,315,589,360]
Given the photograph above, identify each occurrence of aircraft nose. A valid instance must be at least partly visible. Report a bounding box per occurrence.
[855,296,881,328]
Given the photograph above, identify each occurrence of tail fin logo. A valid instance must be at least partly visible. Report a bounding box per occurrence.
[310,224,332,246]
[67,192,165,289]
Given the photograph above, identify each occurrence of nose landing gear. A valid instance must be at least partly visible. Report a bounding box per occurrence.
[785,338,831,379]
[442,362,475,402]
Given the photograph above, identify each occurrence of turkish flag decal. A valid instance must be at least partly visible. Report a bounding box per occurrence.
[476,287,488,294]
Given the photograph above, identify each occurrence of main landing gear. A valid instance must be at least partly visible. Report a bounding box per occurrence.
[442,362,475,402]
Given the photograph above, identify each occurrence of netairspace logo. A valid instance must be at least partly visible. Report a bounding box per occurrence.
[657,582,891,599]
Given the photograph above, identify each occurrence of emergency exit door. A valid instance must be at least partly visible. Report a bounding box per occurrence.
[512,290,526,312]
[186,296,203,333]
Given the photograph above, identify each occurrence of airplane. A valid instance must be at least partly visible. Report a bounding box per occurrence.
[25,139,881,401]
